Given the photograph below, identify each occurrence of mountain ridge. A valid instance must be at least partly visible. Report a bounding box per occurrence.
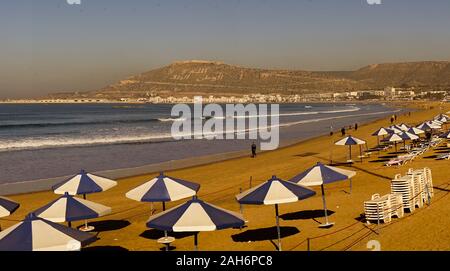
[48,60,450,99]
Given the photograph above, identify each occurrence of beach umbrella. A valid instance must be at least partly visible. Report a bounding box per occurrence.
[440,131,450,139]
[236,175,315,251]
[397,123,410,131]
[146,197,244,251]
[387,126,402,134]
[407,127,425,135]
[0,197,20,231]
[126,172,200,211]
[0,213,96,251]
[382,133,403,152]
[335,136,366,162]
[372,128,390,146]
[434,114,449,123]
[33,192,111,231]
[398,131,419,150]
[289,162,356,228]
[416,122,437,131]
[52,169,117,199]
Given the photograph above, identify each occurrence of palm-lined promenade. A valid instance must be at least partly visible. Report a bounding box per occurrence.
[1,101,449,251]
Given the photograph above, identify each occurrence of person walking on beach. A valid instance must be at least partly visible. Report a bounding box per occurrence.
[390,116,394,124]
[394,114,397,121]
[355,123,358,131]
[251,142,257,158]
[329,125,334,136]
[341,127,346,136]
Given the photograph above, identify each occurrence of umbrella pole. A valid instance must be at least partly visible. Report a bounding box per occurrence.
[275,204,282,251]
[319,184,334,228]
[83,194,86,200]
[162,201,166,211]
[194,232,198,251]
[321,185,329,225]
[68,221,72,228]
[349,145,352,161]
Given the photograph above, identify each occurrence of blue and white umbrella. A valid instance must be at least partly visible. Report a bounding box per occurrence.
[386,126,402,134]
[440,131,450,139]
[289,162,356,228]
[0,197,20,231]
[236,175,316,251]
[0,213,96,251]
[397,123,410,131]
[147,198,244,250]
[52,170,117,199]
[126,172,200,211]
[417,122,440,130]
[335,136,366,162]
[434,114,449,123]
[0,197,20,218]
[33,192,111,230]
[372,128,390,146]
[407,127,425,135]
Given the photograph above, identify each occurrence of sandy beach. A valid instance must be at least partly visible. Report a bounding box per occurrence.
[2,101,449,251]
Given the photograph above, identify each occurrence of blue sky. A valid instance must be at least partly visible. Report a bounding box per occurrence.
[1,0,450,98]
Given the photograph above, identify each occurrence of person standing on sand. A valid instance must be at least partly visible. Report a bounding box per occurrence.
[390,116,394,124]
[341,127,346,136]
[251,142,257,158]
[355,123,358,131]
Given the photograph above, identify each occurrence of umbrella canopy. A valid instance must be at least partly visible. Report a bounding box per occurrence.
[387,126,402,134]
[407,127,425,135]
[417,122,440,130]
[398,131,419,141]
[383,133,404,142]
[372,128,390,136]
[335,136,366,146]
[52,170,117,197]
[397,123,410,131]
[0,197,20,218]
[146,198,244,250]
[0,213,96,251]
[288,162,355,227]
[126,172,200,203]
[434,114,448,123]
[236,175,315,251]
[335,136,366,162]
[289,162,356,186]
[33,192,111,223]
[440,131,450,139]
[236,175,316,205]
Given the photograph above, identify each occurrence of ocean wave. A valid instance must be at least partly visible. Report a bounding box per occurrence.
[212,106,360,119]
[0,108,399,152]
[0,118,163,129]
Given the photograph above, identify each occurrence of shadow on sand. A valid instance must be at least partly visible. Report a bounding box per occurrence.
[280,209,335,221]
[140,229,196,240]
[87,220,131,232]
[231,226,300,243]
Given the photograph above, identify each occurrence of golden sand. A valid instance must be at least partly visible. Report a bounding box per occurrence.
[3,102,450,251]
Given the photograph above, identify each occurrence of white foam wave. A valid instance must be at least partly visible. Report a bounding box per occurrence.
[0,108,400,152]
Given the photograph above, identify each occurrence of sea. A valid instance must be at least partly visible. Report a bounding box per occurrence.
[0,103,402,184]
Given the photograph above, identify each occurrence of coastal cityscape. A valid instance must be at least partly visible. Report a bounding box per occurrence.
[2,86,449,104]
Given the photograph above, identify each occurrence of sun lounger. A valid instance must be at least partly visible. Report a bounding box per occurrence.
[391,175,417,212]
[364,193,404,224]
[436,153,450,160]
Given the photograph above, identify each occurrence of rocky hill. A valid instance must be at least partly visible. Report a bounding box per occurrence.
[48,60,450,99]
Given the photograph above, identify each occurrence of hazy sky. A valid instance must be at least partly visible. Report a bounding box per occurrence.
[1,0,450,98]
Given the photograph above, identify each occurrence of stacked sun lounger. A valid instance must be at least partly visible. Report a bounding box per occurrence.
[391,174,419,212]
[364,193,404,224]
[407,167,434,198]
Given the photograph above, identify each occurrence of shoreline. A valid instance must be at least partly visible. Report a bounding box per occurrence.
[0,103,407,196]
